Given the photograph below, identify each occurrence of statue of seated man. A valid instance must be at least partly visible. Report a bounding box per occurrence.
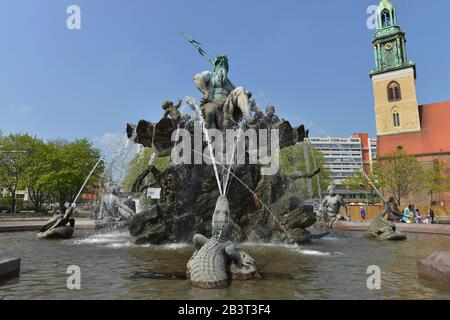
[99,185,134,222]
[367,199,407,241]
[194,54,254,128]
[162,99,182,122]
[321,185,349,222]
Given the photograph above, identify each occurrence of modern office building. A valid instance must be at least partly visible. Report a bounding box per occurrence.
[308,134,377,201]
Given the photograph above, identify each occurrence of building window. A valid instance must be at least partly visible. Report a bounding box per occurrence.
[393,112,401,127]
[387,81,401,101]
[381,9,392,28]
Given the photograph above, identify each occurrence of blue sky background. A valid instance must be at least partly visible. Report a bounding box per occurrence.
[1,0,450,151]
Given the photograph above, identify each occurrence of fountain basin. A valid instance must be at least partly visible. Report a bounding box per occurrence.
[1,230,449,299]
[0,252,20,282]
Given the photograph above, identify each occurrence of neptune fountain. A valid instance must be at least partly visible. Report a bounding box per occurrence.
[125,35,327,288]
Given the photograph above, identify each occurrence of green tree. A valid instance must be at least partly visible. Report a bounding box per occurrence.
[425,161,450,205]
[23,140,54,212]
[0,134,37,214]
[342,165,383,204]
[377,150,428,206]
[122,148,170,192]
[280,142,332,198]
[38,139,104,210]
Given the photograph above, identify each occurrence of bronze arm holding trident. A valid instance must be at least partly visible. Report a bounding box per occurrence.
[180,32,256,128]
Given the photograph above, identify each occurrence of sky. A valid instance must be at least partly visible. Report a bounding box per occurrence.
[1,0,450,152]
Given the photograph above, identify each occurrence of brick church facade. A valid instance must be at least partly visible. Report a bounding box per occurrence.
[370,0,450,205]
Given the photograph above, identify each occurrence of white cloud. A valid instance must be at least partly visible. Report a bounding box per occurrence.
[93,131,138,156]
[94,132,122,147]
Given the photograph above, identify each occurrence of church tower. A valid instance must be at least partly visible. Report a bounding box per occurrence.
[370,0,421,136]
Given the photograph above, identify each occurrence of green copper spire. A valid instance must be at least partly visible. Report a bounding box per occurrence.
[377,0,397,28]
[370,0,416,77]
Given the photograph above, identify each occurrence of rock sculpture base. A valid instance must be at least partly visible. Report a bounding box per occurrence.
[417,251,450,285]
[366,216,407,241]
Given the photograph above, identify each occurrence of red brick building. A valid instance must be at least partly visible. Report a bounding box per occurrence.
[370,1,450,205]
[377,102,450,204]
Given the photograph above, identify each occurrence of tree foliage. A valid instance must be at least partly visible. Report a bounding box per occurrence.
[0,133,104,212]
[122,148,170,192]
[424,161,450,204]
[280,142,332,198]
[37,139,104,209]
[0,134,39,213]
[342,165,383,203]
[377,150,427,206]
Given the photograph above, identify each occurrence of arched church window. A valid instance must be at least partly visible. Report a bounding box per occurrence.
[387,81,401,101]
[393,112,401,127]
[381,9,392,27]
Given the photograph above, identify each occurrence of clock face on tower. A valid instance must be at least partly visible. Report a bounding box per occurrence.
[385,42,393,50]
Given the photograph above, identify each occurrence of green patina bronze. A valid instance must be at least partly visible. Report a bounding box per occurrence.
[370,0,416,77]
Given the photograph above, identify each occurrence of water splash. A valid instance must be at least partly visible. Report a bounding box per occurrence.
[295,249,341,257]
[223,122,245,194]
[148,152,156,166]
[186,97,223,196]
[104,133,139,184]
[242,242,341,257]
[303,142,313,198]
[192,149,295,241]
[68,231,190,250]
[308,140,322,201]
[74,155,104,204]
[70,231,131,246]
[70,231,340,255]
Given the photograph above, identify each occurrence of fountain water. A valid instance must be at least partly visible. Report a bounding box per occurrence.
[106,133,139,183]
[303,142,313,198]
[74,155,104,204]
[192,150,295,241]
[223,121,245,195]
[186,96,224,196]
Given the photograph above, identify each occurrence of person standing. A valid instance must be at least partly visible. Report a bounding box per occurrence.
[428,207,436,224]
[360,206,366,222]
